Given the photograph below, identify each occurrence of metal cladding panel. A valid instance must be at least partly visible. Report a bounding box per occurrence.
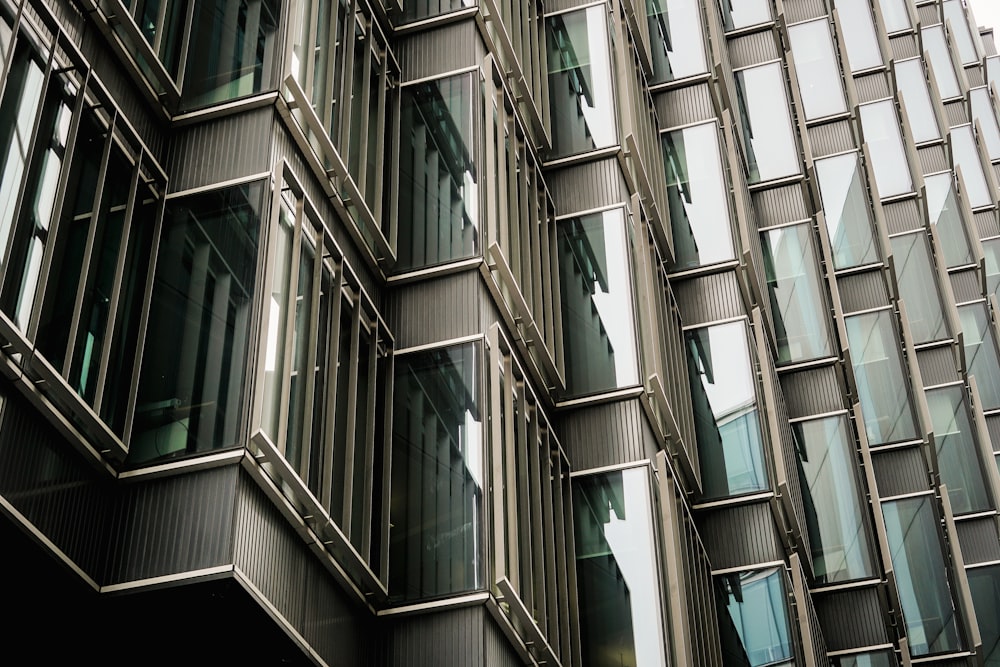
[654,84,717,130]
[381,606,485,667]
[918,144,950,175]
[544,0,598,12]
[303,554,374,666]
[889,34,920,60]
[485,612,522,667]
[995,164,1000,192]
[814,586,889,651]
[727,31,780,70]
[882,198,923,235]
[968,68,985,87]
[548,158,629,217]
[975,209,1000,239]
[398,19,481,82]
[673,270,747,326]
[387,269,485,350]
[988,413,1000,452]
[752,184,810,229]
[837,270,890,313]
[956,516,1000,564]
[104,466,237,583]
[779,365,846,419]
[167,107,275,193]
[855,72,891,103]
[917,4,940,25]
[871,446,931,498]
[557,398,659,471]
[986,36,998,57]
[945,99,970,126]
[782,0,827,23]
[698,501,784,570]
[916,345,960,387]
[808,120,856,158]
[951,268,984,304]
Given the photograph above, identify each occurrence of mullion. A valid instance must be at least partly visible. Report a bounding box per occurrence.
[275,199,304,456]
[339,295,362,536]
[297,226,323,483]
[358,317,378,562]
[320,259,344,512]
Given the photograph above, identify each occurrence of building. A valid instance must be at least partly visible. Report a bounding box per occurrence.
[2,0,1000,664]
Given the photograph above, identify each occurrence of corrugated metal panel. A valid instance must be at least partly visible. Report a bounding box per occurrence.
[782,0,827,23]
[837,270,890,313]
[387,269,485,350]
[987,413,1000,452]
[995,164,1000,191]
[889,34,920,60]
[548,158,629,217]
[727,31,780,70]
[956,516,1000,564]
[302,554,373,666]
[808,120,856,158]
[544,0,597,12]
[673,271,747,326]
[916,345,960,386]
[485,613,522,667]
[398,19,481,82]
[382,606,485,666]
[945,100,970,126]
[698,501,784,570]
[951,268,984,304]
[918,144,950,175]
[752,184,810,229]
[167,107,274,193]
[871,446,930,498]
[986,36,998,57]
[883,198,923,235]
[557,398,659,471]
[779,365,846,419]
[855,72,891,103]
[813,586,889,651]
[968,68,985,87]
[975,209,1000,238]
[654,84,717,130]
[917,4,940,24]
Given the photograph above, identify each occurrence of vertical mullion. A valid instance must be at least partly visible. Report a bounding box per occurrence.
[297,229,323,482]
[551,203,565,375]
[356,29,373,195]
[378,349,394,582]
[528,164,544,321]
[527,404,546,632]
[359,316,378,561]
[488,329,505,584]
[502,352,518,588]
[538,186,554,349]
[372,47,387,222]
[340,297,362,534]
[320,260,344,511]
[152,0,169,54]
[515,378,532,598]
[496,98,509,254]
[338,7,358,162]
[322,0,340,131]
[174,0,196,90]
[563,456,583,667]
[275,201,304,455]
[540,427,559,649]
[483,62,497,250]
[552,453,572,664]
[0,3,25,104]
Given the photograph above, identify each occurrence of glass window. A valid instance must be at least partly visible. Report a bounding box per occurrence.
[720,569,793,667]
[894,58,940,144]
[989,56,1000,94]
[952,125,992,209]
[877,0,911,32]
[959,302,1000,410]
[130,182,264,463]
[835,0,883,71]
[734,63,800,184]
[922,26,961,99]
[546,6,618,158]
[647,0,708,84]
[832,649,897,666]
[794,416,876,583]
[889,233,947,344]
[574,468,668,667]
[943,0,979,65]
[882,496,962,656]
[926,385,991,515]
[971,87,1000,161]
[389,343,483,602]
[925,172,973,267]
[968,565,1000,667]
[685,321,768,499]
[397,73,479,271]
[761,223,833,362]
[662,122,734,269]
[788,19,847,121]
[814,152,879,269]
[984,238,1000,298]
[859,101,913,198]
[845,310,919,446]
[721,0,771,31]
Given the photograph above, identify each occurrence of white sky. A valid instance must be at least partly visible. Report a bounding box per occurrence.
[968,0,1000,44]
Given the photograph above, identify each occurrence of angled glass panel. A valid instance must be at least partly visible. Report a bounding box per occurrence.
[662,122,734,269]
[926,385,991,515]
[814,152,879,268]
[845,310,919,446]
[761,223,833,362]
[832,649,897,666]
[647,0,708,84]
[971,87,1000,161]
[260,204,293,441]
[877,0,911,32]
[720,568,793,667]
[882,496,962,656]
[951,125,992,209]
[734,63,800,184]
[574,467,668,667]
[685,321,768,499]
[984,238,1000,298]
[835,0,883,71]
[967,565,1000,667]
[922,26,961,99]
[721,0,772,31]
[889,232,947,344]
[788,19,847,121]
[894,58,940,144]
[925,172,973,267]
[943,0,979,64]
[546,6,617,158]
[859,101,913,198]
[959,302,1000,410]
[989,56,1000,93]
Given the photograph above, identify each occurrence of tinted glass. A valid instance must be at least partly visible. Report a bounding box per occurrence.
[721,569,793,667]
[788,20,847,120]
[951,125,991,209]
[815,153,879,268]
[832,649,897,667]
[859,101,913,198]
[926,385,991,515]
[836,0,882,71]
[984,238,1000,298]
[925,172,973,267]
[971,87,1000,161]
[648,0,708,84]
[895,59,940,143]
[890,233,947,344]
[734,63,800,183]
[960,302,1000,410]
[968,565,1000,667]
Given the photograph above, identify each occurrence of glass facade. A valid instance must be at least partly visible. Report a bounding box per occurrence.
[788,19,847,121]
[877,0,911,32]
[889,232,947,344]
[925,172,973,267]
[832,651,896,667]
[720,568,793,667]
[922,25,961,99]
[859,101,912,198]
[721,0,771,31]
[734,63,800,184]
[815,152,879,268]
[647,0,707,85]
[972,87,1000,161]
[951,125,992,209]
[835,0,882,71]
[968,565,1000,667]
[894,58,940,144]
[926,385,991,515]
[959,302,1000,410]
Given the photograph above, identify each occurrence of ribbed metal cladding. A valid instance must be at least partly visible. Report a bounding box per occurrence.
[167,107,274,193]
[801,569,829,665]
[543,0,598,12]
[782,0,827,23]
[769,362,814,565]
[918,144,950,175]
[975,209,1000,238]
[654,84,717,130]
[813,586,889,651]
[968,68,985,87]
[808,120,856,158]
[752,184,810,229]
[557,397,658,471]
[916,345,960,387]
[889,34,920,60]
[103,466,237,584]
[673,270,747,326]
[950,268,984,305]
[945,100,970,126]
[837,270,890,313]
[698,501,784,570]
[397,18,480,82]
[302,553,374,666]
[548,158,629,216]
[882,198,923,235]
[485,613,521,667]
[387,269,485,350]
[986,37,998,57]
[956,516,1000,564]
[780,365,846,419]
[995,164,1000,191]
[917,4,940,24]
[987,413,1000,452]
[871,446,931,498]
[727,31,780,70]
[381,606,485,666]
[855,73,891,104]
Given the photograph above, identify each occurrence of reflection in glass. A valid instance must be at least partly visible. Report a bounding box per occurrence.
[984,238,1000,298]
[889,233,947,344]
[895,59,940,143]
[836,0,882,71]
[574,468,668,667]
[398,73,479,270]
[788,20,847,120]
[261,205,294,441]
[794,416,876,583]
[720,569,792,667]
[971,87,1000,161]
[832,649,897,667]
[547,7,618,158]
[883,496,962,656]
[558,209,639,396]
[923,26,961,99]
[814,153,879,268]
[663,122,734,269]
[859,101,913,198]
[960,302,1000,410]
[389,343,483,602]
[647,0,708,84]
[761,223,832,362]
[944,0,979,64]
[926,385,991,515]
[951,125,992,209]
[968,565,1000,667]
[877,0,910,32]
[734,63,800,184]
[845,310,918,446]
[686,321,768,499]
[925,173,973,267]
[721,0,771,31]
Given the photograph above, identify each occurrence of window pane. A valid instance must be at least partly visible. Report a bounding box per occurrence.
[926,385,991,515]
[925,172,973,267]
[761,223,833,362]
[720,569,793,667]
[960,302,1000,410]
[389,343,483,602]
[686,321,768,498]
[971,87,1000,161]
[943,0,978,64]
[984,238,1000,299]
[835,0,882,71]
[832,649,897,667]
[788,20,847,120]
[895,59,940,144]
[260,204,294,441]
[574,468,668,667]
[734,63,800,184]
[889,233,947,344]
[845,310,918,445]
[877,0,911,32]
[663,122,734,269]
[922,26,961,99]
[882,496,962,656]
[951,125,991,209]
[546,7,617,158]
[967,565,1000,667]
[815,153,879,268]
[721,0,771,31]
[648,0,707,84]
[860,101,913,198]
